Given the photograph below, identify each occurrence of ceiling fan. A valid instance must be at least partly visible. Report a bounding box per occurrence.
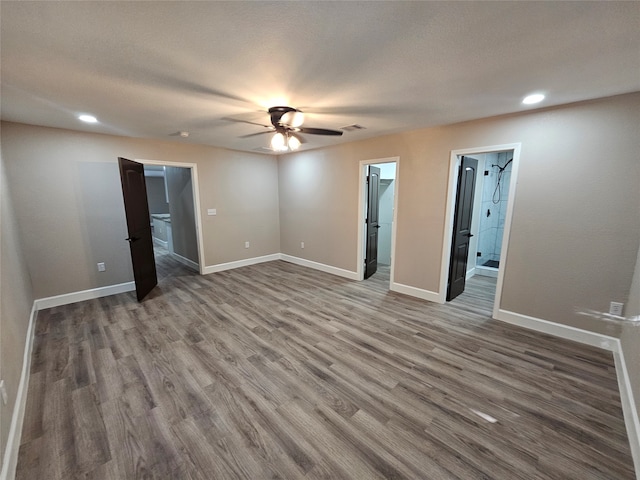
[244,106,343,151]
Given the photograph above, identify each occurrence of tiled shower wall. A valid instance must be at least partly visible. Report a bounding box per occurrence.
[477,152,512,267]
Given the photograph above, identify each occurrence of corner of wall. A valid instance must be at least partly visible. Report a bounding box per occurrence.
[0,305,37,480]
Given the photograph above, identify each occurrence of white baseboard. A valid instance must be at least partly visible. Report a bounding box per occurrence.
[466,267,476,280]
[33,281,135,310]
[475,266,499,278]
[390,281,440,303]
[613,344,640,479]
[7,266,639,477]
[495,309,639,475]
[170,252,199,271]
[153,237,168,249]
[280,254,359,281]
[494,309,619,351]
[0,304,37,480]
[202,254,282,275]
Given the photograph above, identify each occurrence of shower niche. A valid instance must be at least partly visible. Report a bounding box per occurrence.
[468,152,512,278]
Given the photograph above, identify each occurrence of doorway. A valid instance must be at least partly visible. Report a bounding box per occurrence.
[357,157,399,288]
[119,158,204,300]
[440,144,521,317]
[137,159,205,272]
[141,160,205,276]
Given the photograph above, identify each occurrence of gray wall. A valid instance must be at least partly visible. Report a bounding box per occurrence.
[622,244,640,420]
[145,175,169,217]
[165,166,198,263]
[0,148,34,467]
[278,92,640,426]
[1,122,281,299]
[1,93,638,463]
[279,93,640,337]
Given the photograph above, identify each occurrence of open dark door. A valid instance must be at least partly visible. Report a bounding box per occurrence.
[118,157,157,301]
[364,165,381,279]
[447,156,477,301]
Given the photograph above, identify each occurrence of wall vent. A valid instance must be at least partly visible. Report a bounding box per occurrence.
[340,124,366,132]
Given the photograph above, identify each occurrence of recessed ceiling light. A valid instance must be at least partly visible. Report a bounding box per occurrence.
[522,93,545,105]
[78,114,98,123]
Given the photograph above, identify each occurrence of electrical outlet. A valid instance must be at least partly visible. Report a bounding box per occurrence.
[301,241,305,249]
[0,380,7,405]
[207,208,217,216]
[609,302,624,316]
[245,241,250,249]
[97,262,106,272]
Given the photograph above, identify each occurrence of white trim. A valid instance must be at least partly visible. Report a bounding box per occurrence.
[466,267,476,280]
[203,254,282,275]
[491,146,521,318]
[0,304,37,480]
[474,266,499,278]
[136,159,206,275]
[495,309,639,475]
[613,344,640,478]
[390,282,440,303]
[33,282,135,310]
[280,254,359,281]
[153,237,168,249]
[439,144,521,308]
[356,157,400,286]
[2,267,638,478]
[495,309,619,352]
[170,252,199,271]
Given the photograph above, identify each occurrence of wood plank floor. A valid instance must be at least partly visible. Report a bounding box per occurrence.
[16,257,635,479]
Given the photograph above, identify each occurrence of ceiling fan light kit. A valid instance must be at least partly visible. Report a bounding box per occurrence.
[270,131,301,152]
[259,106,343,152]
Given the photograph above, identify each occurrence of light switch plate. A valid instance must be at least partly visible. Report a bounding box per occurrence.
[207,209,217,216]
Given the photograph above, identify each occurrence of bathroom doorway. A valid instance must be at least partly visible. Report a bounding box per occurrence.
[440,144,521,317]
[469,151,513,280]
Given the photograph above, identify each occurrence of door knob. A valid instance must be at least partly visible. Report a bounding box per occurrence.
[125,236,139,242]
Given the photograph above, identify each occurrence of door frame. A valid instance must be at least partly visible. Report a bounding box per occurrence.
[439,143,521,318]
[136,159,206,275]
[357,156,400,285]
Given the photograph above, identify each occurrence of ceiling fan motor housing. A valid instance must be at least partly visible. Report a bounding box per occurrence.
[266,106,342,137]
[269,106,300,129]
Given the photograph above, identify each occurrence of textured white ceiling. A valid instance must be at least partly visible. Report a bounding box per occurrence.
[2,1,639,154]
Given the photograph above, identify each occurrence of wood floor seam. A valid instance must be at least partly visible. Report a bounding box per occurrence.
[15,254,635,479]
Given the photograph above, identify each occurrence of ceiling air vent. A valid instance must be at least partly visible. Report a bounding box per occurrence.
[340,124,366,132]
[253,146,277,153]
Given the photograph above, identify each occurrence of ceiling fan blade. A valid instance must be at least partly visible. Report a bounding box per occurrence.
[290,132,307,144]
[239,130,273,139]
[298,127,343,136]
[222,117,271,128]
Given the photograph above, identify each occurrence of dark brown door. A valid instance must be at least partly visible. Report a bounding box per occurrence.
[364,165,381,279]
[447,156,478,301]
[118,157,157,301]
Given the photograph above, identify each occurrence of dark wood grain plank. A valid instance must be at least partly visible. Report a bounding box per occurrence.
[16,258,635,480]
